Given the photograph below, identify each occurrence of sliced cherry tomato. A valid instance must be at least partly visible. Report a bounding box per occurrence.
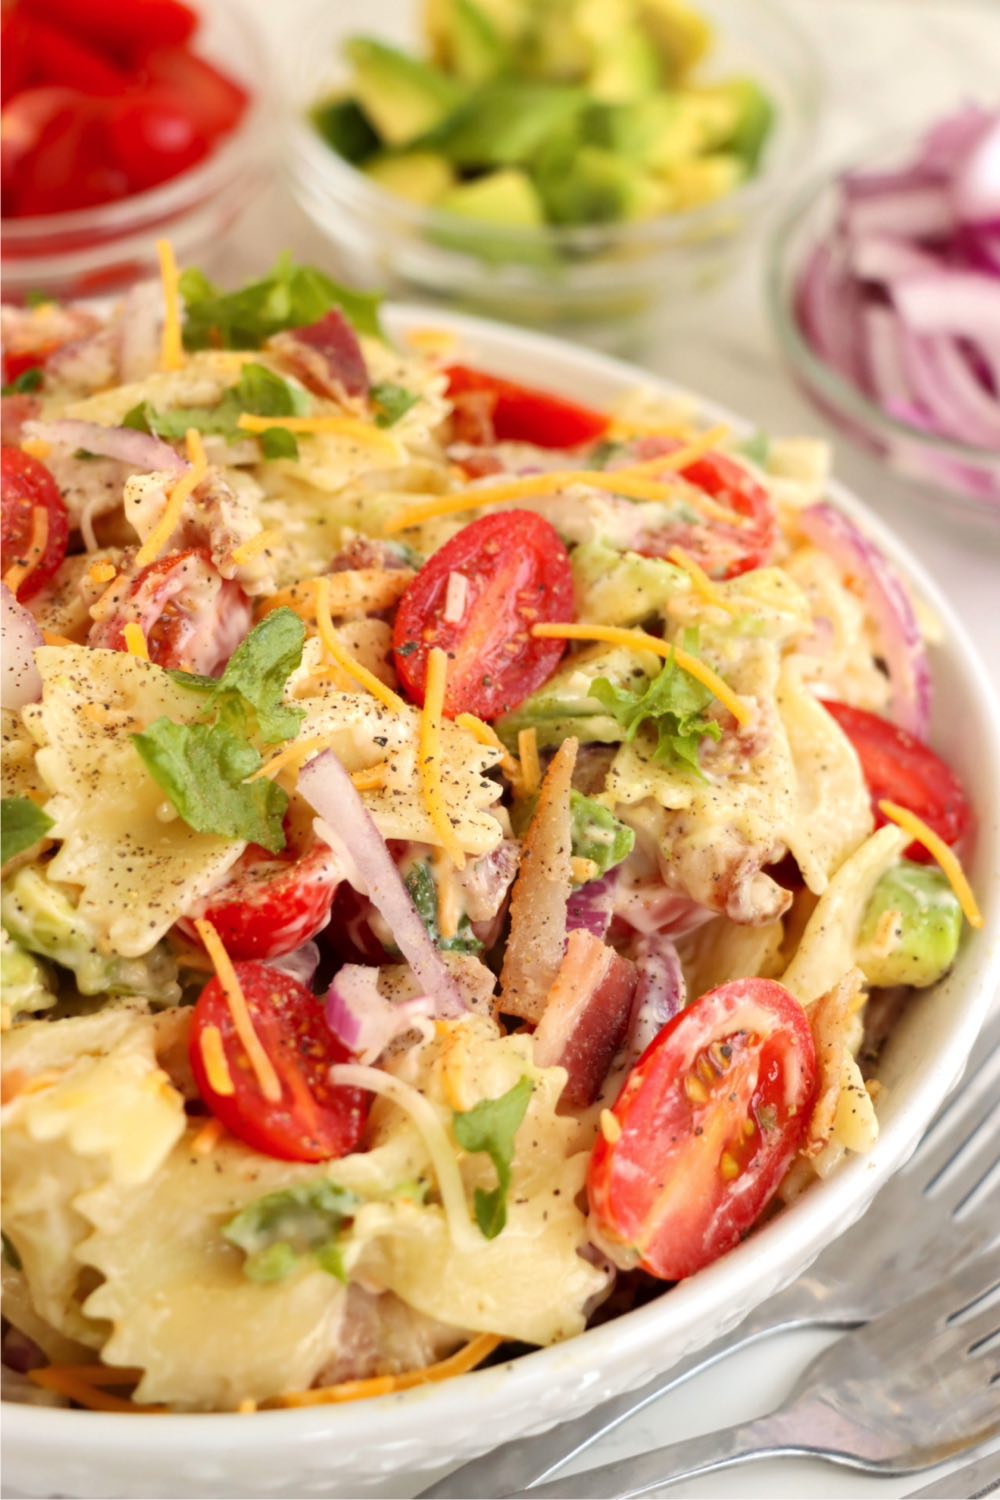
[392,509,574,720]
[135,46,248,138]
[822,701,972,864]
[445,365,610,450]
[11,103,128,216]
[178,843,341,961]
[89,547,252,675]
[25,16,127,94]
[623,438,778,580]
[107,90,209,192]
[1,446,69,600]
[189,961,368,1162]
[1,9,37,106]
[588,978,817,1281]
[22,0,197,58]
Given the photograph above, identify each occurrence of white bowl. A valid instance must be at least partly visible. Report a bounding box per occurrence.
[5,307,999,1500]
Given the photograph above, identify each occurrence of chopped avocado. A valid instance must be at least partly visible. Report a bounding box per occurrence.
[421,81,586,168]
[346,38,465,146]
[537,144,664,225]
[364,151,456,204]
[1,928,56,1019]
[637,0,713,81]
[441,0,510,82]
[584,96,705,172]
[725,77,774,169]
[434,169,552,264]
[496,643,656,750]
[312,96,380,164]
[425,0,527,62]
[569,791,635,879]
[572,543,686,625]
[588,25,662,104]
[1,866,181,1006]
[857,861,963,990]
[665,153,745,210]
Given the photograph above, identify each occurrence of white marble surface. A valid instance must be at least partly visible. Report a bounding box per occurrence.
[195,0,1000,1494]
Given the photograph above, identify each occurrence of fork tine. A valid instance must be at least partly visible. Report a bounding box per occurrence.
[925,1101,1000,1213]
[915,1012,1000,1154]
[911,1042,1000,1191]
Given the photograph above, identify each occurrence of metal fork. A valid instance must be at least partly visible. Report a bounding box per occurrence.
[521,1248,1000,1497]
[422,1012,1000,1498]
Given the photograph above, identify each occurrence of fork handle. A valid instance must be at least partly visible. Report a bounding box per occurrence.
[513,1412,798,1499]
[417,1279,828,1498]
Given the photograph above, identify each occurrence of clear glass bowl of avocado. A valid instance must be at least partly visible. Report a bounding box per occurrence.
[286,0,821,346]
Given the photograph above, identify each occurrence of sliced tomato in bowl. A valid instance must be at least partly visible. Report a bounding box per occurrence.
[178,842,341,962]
[445,365,610,450]
[588,977,817,1281]
[0,446,69,600]
[189,961,368,1163]
[392,509,574,721]
[822,701,972,863]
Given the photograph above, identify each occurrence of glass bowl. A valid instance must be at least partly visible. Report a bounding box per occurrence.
[1,0,272,301]
[767,146,1000,525]
[284,0,822,350]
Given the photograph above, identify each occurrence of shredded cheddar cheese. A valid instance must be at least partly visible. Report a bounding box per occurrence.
[85,559,117,586]
[190,1117,226,1155]
[517,727,541,797]
[350,762,389,791]
[622,423,730,475]
[878,800,983,929]
[20,437,51,461]
[314,575,406,714]
[419,647,466,869]
[432,849,460,941]
[236,413,399,459]
[122,622,149,659]
[270,1333,501,1408]
[531,622,752,728]
[42,630,76,647]
[599,1108,622,1144]
[571,856,599,885]
[229,528,282,566]
[156,238,184,373]
[195,918,283,1103]
[29,1366,163,1413]
[454,712,520,779]
[247,735,327,783]
[404,327,459,359]
[134,429,207,568]
[667,546,739,614]
[3,506,49,596]
[198,1024,234,1098]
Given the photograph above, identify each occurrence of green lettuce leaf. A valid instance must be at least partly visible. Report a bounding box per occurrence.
[222,1182,359,1283]
[590,631,722,777]
[452,1075,533,1239]
[1,368,43,396]
[370,381,419,428]
[568,791,634,879]
[1,798,53,866]
[404,860,482,954]
[180,253,383,349]
[122,361,309,458]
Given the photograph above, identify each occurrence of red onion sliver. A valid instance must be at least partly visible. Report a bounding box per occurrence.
[325,964,434,1065]
[299,751,466,1017]
[624,932,685,1063]
[22,419,188,475]
[846,185,955,242]
[953,118,1000,225]
[566,872,617,941]
[118,282,162,385]
[799,502,931,739]
[2,583,43,710]
[891,272,1000,345]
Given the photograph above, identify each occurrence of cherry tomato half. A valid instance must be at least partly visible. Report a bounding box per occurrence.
[822,701,972,864]
[445,365,610,450]
[22,0,197,59]
[623,439,778,580]
[588,978,817,1281]
[135,46,247,139]
[106,90,209,193]
[178,843,341,962]
[89,547,252,675]
[1,446,69,601]
[392,509,574,720]
[189,962,368,1162]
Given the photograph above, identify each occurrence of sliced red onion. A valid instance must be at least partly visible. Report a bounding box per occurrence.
[849,236,938,284]
[625,932,686,1061]
[919,105,995,173]
[117,281,163,384]
[795,242,867,388]
[325,963,435,1065]
[953,118,1000,224]
[891,271,1000,345]
[22,419,188,475]
[846,185,955,242]
[566,872,617,940]
[905,334,1000,447]
[2,583,43,710]
[265,941,320,989]
[299,751,466,1016]
[612,877,715,940]
[799,502,931,738]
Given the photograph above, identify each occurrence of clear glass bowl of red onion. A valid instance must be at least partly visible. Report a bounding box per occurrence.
[768,106,1000,522]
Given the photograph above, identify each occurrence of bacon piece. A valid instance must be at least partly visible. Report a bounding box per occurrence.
[270,310,368,401]
[533,929,637,1108]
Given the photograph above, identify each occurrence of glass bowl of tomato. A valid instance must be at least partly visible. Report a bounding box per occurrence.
[284,0,823,352]
[1,0,270,300]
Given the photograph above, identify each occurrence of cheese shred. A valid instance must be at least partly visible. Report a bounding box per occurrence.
[135,429,207,567]
[230,528,282,566]
[878,800,983,929]
[236,413,399,459]
[667,546,739,614]
[156,238,184,374]
[122,622,149,660]
[3,506,49,596]
[198,1024,235,1098]
[419,647,466,869]
[314,575,406,715]
[531,622,752,728]
[454,712,520,779]
[517,728,541,797]
[194,919,283,1103]
[270,1333,501,1408]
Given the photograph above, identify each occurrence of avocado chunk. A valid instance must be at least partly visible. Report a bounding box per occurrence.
[1,866,182,1006]
[588,25,663,104]
[346,37,466,146]
[584,96,704,171]
[572,543,686,626]
[364,151,456,204]
[569,791,635,879]
[537,144,664,225]
[422,80,586,168]
[312,97,381,164]
[665,152,745,210]
[437,0,510,82]
[496,643,657,750]
[434,168,550,263]
[0,928,56,1019]
[637,0,713,81]
[856,861,963,989]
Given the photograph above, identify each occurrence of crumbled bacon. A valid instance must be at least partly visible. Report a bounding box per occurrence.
[270,310,368,402]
